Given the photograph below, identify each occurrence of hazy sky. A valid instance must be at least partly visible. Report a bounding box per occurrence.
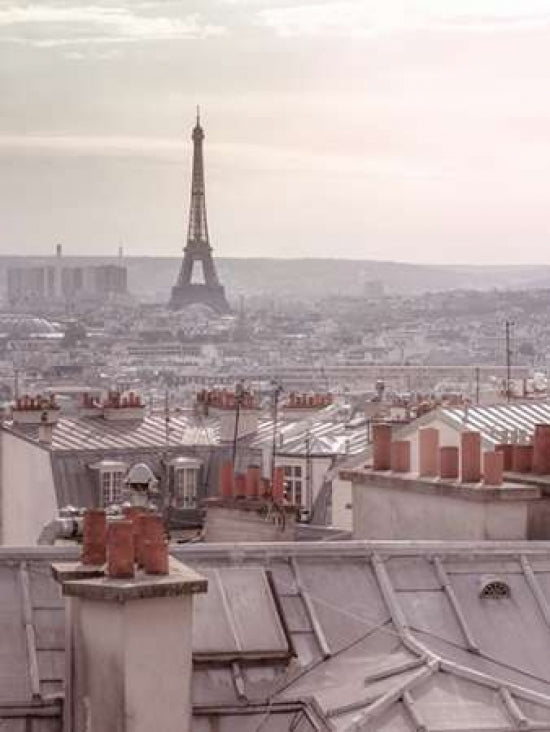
[2,1,550,263]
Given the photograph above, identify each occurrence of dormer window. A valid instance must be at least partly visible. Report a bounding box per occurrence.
[101,470,123,506]
[174,468,197,508]
[283,464,303,507]
[89,460,128,508]
[170,457,201,509]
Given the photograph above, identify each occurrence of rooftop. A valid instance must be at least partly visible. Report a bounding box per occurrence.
[2,405,367,456]
[439,401,550,446]
[7,540,550,730]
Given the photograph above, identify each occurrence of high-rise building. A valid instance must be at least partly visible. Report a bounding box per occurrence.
[169,110,230,313]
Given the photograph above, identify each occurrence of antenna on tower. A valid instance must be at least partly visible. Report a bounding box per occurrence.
[196,105,200,126]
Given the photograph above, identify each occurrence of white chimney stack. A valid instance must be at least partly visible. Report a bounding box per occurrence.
[54,524,207,732]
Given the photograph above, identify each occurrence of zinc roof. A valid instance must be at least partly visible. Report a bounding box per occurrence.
[4,413,220,451]
[7,541,550,730]
[250,416,367,457]
[441,401,550,446]
[3,409,367,457]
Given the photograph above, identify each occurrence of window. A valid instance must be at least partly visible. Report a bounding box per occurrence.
[174,467,198,508]
[101,471,123,506]
[283,464,303,507]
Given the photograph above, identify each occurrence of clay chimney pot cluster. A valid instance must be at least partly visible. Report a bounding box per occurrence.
[196,388,258,410]
[285,392,333,409]
[373,423,509,486]
[494,423,550,476]
[218,460,279,501]
[15,393,58,411]
[81,507,169,579]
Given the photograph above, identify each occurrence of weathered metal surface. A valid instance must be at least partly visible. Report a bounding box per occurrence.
[4,543,550,729]
[443,403,550,446]
[193,567,289,659]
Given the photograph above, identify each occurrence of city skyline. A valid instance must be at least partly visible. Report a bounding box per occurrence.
[2,1,550,263]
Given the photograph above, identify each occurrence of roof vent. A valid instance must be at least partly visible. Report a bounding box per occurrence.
[125,462,157,488]
[479,576,511,599]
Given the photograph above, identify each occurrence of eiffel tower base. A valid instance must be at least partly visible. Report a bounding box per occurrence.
[169,283,230,313]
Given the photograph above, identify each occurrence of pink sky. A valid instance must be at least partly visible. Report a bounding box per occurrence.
[1,0,550,262]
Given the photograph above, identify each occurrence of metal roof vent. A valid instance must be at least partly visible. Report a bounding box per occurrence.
[125,462,157,488]
[479,576,511,599]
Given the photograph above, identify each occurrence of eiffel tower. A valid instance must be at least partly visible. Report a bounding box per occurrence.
[169,110,230,313]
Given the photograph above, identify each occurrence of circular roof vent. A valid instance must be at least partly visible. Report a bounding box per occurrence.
[479,576,511,599]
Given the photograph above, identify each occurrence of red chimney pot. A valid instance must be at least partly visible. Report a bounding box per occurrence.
[106,521,134,579]
[82,509,107,566]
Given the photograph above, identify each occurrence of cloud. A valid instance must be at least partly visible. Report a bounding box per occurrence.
[0,4,225,45]
[0,132,445,182]
[255,1,550,38]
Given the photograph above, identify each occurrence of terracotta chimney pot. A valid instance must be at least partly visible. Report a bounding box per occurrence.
[234,473,246,498]
[82,509,107,566]
[419,428,439,477]
[483,451,504,486]
[245,466,261,498]
[495,444,513,471]
[512,444,533,473]
[439,446,459,480]
[533,424,550,475]
[272,466,285,502]
[106,521,134,579]
[461,431,481,483]
[372,423,392,470]
[390,440,410,473]
[142,537,169,575]
[219,460,234,498]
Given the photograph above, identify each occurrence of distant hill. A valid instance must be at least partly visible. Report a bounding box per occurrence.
[1,255,550,304]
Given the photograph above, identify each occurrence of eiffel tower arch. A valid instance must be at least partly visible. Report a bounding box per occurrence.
[169,110,230,313]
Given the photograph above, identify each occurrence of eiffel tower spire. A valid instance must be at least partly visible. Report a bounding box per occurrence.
[169,111,230,313]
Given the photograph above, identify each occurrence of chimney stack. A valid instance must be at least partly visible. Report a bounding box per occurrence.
[54,518,207,732]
